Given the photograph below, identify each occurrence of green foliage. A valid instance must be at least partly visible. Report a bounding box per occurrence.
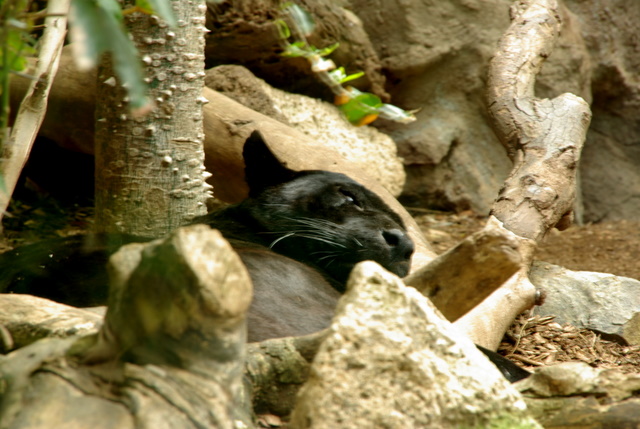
[276,2,416,126]
[329,67,365,84]
[275,19,291,39]
[1,17,36,72]
[69,0,176,110]
[336,88,382,126]
[70,0,147,109]
[0,0,35,147]
[0,0,177,145]
[280,40,339,60]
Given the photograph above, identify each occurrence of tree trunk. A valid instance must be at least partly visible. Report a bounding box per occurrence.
[94,2,210,236]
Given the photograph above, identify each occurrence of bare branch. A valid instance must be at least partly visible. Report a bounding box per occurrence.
[486,0,592,241]
[456,0,592,349]
[405,217,522,322]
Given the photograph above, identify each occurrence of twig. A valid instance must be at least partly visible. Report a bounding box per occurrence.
[510,354,545,367]
[508,313,532,357]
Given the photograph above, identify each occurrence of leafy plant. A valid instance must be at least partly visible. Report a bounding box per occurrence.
[68,0,177,111]
[0,0,177,204]
[0,0,177,140]
[276,2,416,126]
[0,0,36,144]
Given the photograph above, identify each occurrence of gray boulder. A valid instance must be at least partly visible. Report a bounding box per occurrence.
[531,261,640,345]
[519,362,640,427]
[291,261,540,428]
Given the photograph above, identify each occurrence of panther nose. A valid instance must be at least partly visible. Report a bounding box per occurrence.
[382,229,414,261]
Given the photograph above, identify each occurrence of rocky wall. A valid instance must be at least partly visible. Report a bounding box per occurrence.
[205,0,640,220]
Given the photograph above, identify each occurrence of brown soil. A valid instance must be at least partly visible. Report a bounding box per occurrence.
[3,195,640,375]
[411,209,640,374]
[412,209,640,281]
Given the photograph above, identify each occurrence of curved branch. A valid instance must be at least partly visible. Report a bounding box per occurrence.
[456,0,592,349]
[486,0,591,242]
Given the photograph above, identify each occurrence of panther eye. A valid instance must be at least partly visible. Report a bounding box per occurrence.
[339,188,363,209]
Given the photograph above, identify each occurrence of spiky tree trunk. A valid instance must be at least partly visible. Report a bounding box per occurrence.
[94,1,211,236]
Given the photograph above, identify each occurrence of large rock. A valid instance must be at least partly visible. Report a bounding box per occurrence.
[346,0,640,219]
[13,0,638,219]
[347,0,594,215]
[205,0,388,100]
[519,362,640,427]
[0,294,102,351]
[291,261,539,428]
[205,65,406,197]
[530,261,640,345]
[205,0,640,221]
[563,0,640,221]
[347,0,513,213]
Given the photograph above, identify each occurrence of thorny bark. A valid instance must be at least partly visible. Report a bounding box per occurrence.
[94,2,211,237]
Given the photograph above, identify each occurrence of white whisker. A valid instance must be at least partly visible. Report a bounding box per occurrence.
[269,232,296,248]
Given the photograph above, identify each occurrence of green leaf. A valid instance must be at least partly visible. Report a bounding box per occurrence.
[135,0,153,14]
[353,92,383,108]
[2,31,28,72]
[95,0,124,21]
[337,92,383,125]
[111,33,147,109]
[339,71,365,84]
[69,0,148,109]
[315,42,339,57]
[1,13,36,73]
[328,67,347,83]
[275,19,291,39]
[69,0,116,67]
[281,42,310,58]
[137,0,177,28]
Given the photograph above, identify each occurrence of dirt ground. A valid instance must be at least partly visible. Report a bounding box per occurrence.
[412,209,640,374]
[2,192,640,375]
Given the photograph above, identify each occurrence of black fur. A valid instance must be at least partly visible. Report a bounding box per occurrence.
[476,346,531,382]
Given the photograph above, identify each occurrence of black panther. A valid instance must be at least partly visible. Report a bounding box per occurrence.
[0,131,528,381]
[0,131,413,339]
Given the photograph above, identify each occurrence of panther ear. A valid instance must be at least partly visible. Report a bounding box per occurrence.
[243,130,297,197]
